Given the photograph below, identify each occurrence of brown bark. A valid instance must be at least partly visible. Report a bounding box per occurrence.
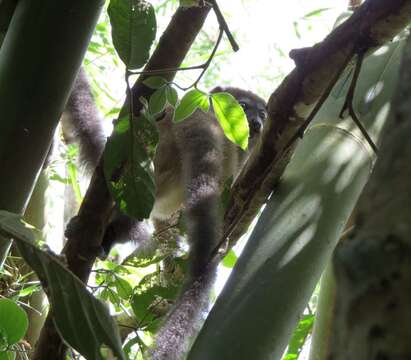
[34,6,210,360]
[221,0,411,254]
[330,32,411,359]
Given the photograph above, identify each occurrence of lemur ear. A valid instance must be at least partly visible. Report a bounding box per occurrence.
[210,86,224,93]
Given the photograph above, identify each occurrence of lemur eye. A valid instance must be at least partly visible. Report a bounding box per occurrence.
[239,101,248,110]
[259,110,267,120]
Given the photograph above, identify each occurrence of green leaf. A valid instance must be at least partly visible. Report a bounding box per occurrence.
[165,85,178,108]
[10,234,126,360]
[211,92,249,150]
[148,87,167,115]
[283,314,314,360]
[123,334,147,356]
[104,117,131,185]
[0,299,28,347]
[0,351,15,360]
[108,0,156,69]
[115,277,133,300]
[0,211,38,243]
[104,115,157,220]
[18,283,41,297]
[302,8,331,19]
[174,89,210,123]
[131,285,179,332]
[67,162,82,203]
[143,76,167,89]
[222,250,237,268]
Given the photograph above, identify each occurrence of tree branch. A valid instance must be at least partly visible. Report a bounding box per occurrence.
[217,0,411,258]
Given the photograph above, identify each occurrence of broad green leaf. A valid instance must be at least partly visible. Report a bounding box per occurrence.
[174,89,210,123]
[104,117,130,185]
[115,277,133,300]
[104,115,156,220]
[143,76,167,89]
[117,158,155,219]
[9,231,126,360]
[108,0,156,69]
[222,250,238,268]
[0,299,28,347]
[165,85,179,108]
[148,87,167,115]
[198,93,210,113]
[0,211,37,243]
[211,92,249,150]
[131,285,179,332]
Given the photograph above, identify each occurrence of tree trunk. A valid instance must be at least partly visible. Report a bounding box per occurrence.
[330,31,411,360]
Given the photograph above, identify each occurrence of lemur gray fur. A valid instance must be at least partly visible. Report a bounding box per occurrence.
[149,86,267,360]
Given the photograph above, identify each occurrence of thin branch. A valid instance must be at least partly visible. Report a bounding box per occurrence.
[128,27,224,91]
[339,51,378,153]
[208,0,239,52]
[183,27,224,90]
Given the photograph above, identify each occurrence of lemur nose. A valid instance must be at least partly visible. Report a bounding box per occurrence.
[251,120,262,132]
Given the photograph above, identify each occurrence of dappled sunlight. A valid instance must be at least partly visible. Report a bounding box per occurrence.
[334,140,370,193]
[363,81,384,105]
[373,44,390,56]
[278,221,318,269]
[369,102,391,137]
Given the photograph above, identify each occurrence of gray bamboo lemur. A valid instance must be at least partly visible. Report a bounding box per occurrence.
[63,69,267,359]
[149,86,267,359]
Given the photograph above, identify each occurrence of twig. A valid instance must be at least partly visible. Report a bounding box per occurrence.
[208,0,239,52]
[339,51,378,153]
[127,28,224,91]
[183,27,224,90]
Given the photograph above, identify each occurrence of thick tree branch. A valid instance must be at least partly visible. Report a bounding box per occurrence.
[219,0,411,256]
[34,6,211,360]
[330,31,411,359]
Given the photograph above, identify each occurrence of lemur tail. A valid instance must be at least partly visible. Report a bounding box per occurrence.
[62,67,150,256]
[61,67,106,171]
[149,270,216,360]
[150,112,223,359]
